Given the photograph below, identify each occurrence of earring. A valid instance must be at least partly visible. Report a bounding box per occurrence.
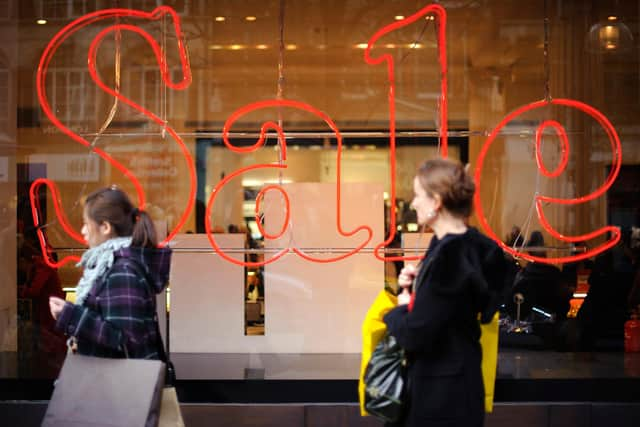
[426,210,437,220]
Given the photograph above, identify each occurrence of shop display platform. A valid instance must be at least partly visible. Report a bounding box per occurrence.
[2,349,640,403]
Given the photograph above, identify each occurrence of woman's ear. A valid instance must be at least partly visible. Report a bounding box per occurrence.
[433,193,443,211]
[100,221,113,238]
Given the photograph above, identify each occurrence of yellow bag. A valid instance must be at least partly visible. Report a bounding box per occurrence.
[359,291,500,416]
[358,289,397,416]
[479,312,499,413]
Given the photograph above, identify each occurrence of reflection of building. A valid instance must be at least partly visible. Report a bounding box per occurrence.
[2,1,640,426]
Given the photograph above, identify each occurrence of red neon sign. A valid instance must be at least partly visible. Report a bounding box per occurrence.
[365,4,448,262]
[32,6,195,267]
[255,185,290,240]
[535,120,570,178]
[205,99,373,267]
[32,4,623,267]
[30,178,84,267]
[474,98,622,264]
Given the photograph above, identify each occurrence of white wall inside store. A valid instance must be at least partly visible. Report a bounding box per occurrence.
[169,182,384,354]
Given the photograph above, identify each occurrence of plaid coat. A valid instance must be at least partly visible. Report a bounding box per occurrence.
[56,246,172,359]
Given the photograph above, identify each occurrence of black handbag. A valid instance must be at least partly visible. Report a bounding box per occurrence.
[363,333,407,423]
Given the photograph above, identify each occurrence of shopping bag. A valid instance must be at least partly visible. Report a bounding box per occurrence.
[363,333,406,422]
[359,289,398,416]
[359,290,501,416]
[480,312,500,413]
[158,386,185,427]
[42,353,165,427]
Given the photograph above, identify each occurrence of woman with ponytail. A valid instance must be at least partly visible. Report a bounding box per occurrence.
[49,186,171,359]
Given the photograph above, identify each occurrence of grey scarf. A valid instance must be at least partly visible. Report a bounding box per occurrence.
[75,237,132,305]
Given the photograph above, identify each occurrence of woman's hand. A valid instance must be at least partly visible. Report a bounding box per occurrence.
[49,296,66,320]
[398,264,417,288]
[397,288,412,306]
[397,264,417,306]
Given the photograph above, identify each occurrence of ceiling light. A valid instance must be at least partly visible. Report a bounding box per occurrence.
[229,44,246,50]
[285,44,297,50]
[355,43,368,49]
[36,19,47,25]
[385,43,396,49]
[215,16,226,22]
[406,42,423,48]
[425,15,435,21]
[256,44,269,50]
[208,44,223,50]
[245,16,257,22]
[607,16,617,21]
[394,15,405,20]
[586,19,634,53]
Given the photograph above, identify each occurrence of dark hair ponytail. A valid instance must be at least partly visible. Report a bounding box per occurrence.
[131,208,158,248]
[85,187,158,249]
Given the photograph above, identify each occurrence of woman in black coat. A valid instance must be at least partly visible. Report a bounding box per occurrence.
[384,158,508,427]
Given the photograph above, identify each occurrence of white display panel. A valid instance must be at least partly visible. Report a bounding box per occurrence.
[263,183,384,353]
[169,183,385,354]
[169,233,245,353]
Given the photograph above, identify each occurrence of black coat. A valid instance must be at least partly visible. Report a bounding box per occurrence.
[384,228,508,427]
